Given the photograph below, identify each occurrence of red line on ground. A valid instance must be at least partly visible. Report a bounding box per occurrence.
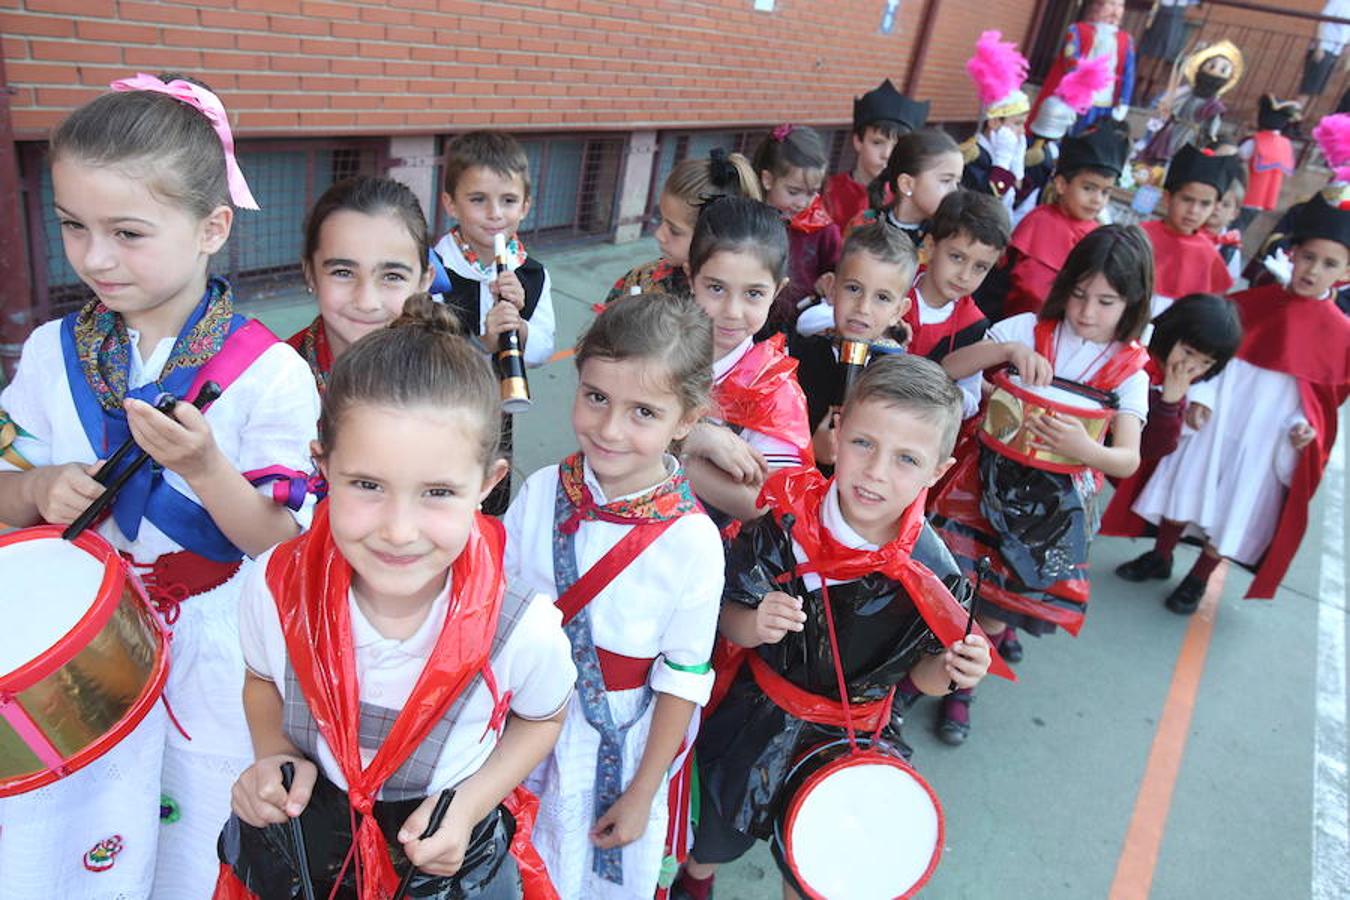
[1108,562,1228,900]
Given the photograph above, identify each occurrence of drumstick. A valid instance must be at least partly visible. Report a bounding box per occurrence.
[279,761,318,900]
[780,514,815,681]
[62,382,223,541]
[393,788,454,900]
[948,556,991,693]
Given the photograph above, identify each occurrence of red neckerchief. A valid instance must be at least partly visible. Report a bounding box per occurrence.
[1231,283,1350,387]
[1033,318,1150,390]
[904,270,988,359]
[265,501,506,899]
[713,333,815,463]
[286,315,334,393]
[556,451,702,534]
[788,195,835,235]
[1141,219,1233,297]
[757,467,1015,681]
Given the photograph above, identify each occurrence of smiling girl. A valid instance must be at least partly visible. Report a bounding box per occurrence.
[928,225,1153,745]
[288,176,433,392]
[849,128,965,247]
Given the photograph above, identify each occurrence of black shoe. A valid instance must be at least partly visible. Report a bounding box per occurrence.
[1164,575,1206,615]
[1001,630,1024,664]
[936,692,972,746]
[1116,550,1173,582]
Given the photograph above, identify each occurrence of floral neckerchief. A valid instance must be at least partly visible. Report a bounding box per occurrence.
[451,226,528,280]
[72,276,234,411]
[556,451,701,534]
[287,315,334,394]
[605,258,692,305]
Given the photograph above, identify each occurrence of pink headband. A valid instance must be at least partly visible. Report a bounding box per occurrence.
[109,73,260,210]
[771,123,794,142]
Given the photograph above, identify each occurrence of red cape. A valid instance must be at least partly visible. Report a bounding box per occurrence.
[1102,284,1349,599]
[713,333,815,464]
[1005,205,1099,317]
[1141,219,1234,299]
[905,271,988,359]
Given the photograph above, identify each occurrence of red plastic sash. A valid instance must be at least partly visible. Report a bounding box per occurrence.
[555,520,677,626]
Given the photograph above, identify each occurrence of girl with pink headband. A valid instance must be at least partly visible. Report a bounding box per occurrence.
[0,73,320,898]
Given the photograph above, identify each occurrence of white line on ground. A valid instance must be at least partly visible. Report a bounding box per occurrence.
[1312,428,1348,900]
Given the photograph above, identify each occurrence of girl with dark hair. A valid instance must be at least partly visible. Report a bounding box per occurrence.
[289,175,434,391]
[926,224,1155,746]
[0,73,320,897]
[846,128,964,247]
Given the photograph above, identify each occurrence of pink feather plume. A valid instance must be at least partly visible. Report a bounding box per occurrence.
[1313,113,1350,181]
[1054,54,1112,114]
[966,30,1029,107]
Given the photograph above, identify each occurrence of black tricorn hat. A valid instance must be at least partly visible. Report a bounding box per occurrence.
[1056,123,1130,178]
[1291,191,1350,247]
[1163,143,1236,195]
[854,79,930,133]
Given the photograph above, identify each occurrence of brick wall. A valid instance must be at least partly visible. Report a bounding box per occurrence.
[1,0,1038,139]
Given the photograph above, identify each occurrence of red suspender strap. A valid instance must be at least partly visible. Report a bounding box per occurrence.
[555,519,678,626]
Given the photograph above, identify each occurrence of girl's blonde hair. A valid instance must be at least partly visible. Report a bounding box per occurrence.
[664,149,761,214]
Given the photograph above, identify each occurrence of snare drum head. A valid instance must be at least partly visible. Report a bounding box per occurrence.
[788,755,942,899]
[0,536,106,676]
[1006,374,1106,410]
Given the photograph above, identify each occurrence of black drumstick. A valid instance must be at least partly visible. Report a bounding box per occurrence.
[63,382,222,541]
[949,556,991,692]
[393,788,455,900]
[279,761,317,900]
[780,514,815,680]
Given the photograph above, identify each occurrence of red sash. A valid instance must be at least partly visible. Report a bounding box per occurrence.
[1033,318,1149,391]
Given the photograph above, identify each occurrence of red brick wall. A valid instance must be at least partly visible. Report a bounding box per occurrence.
[0,0,1038,139]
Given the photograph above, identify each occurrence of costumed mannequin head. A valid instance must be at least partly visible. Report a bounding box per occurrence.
[439,130,532,260]
[852,79,930,182]
[302,176,433,358]
[1147,293,1243,384]
[966,30,1031,134]
[50,71,245,334]
[826,220,916,342]
[314,293,506,609]
[1041,223,1154,343]
[870,128,964,223]
[1183,41,1244,100]
[1162,144,1237,234]
[1053,124,1128,221]
[1030,54,1113,140]
[1086,0,1125,27]
[922,189,1011,305]
[832,354,961,543]
[686,196,790,358]
[572,292,712,496]
[753,124,830,218]
[657,149,761,267]
[1288,193,1350,298]
[1257,94,1302,134]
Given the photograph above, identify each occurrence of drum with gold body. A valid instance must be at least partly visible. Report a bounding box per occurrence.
[979,370,1119,474]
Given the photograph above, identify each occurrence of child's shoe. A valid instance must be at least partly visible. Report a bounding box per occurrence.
[1000,627,1024,664]
[1116,550,1173,582]
[1164,574,1207,615]
[936,689,973,746]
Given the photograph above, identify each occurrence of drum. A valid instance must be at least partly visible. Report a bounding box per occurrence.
[980,370,1118,473]
[774,739,944,900]
[0,525,169,796]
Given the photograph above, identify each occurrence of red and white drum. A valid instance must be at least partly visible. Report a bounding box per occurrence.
[775,740,944,899]
[979,370,1118,474]
[0,526,169,796]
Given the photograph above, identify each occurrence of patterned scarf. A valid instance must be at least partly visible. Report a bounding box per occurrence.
[556,451,701,534]
[71,276,234,411]
[452,226,528,279]
[287,315,333,394]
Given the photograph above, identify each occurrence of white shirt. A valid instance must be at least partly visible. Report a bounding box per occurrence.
[0,318,320,562]
[712,337,807,470]
[795,482,878,593]
[913,279,984,419]
[433,233,556,368]
[1318,1,1350,54]
[986,313,1149,422]
[238,549,575,794]
[503,458,724,704]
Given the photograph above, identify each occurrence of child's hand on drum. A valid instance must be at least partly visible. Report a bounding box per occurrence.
[591,783,655,850]
[1005,344,1054,386]
[1289,421,1317,450]
[231,754,317,827]
[124,397,223,483]
[399,796,475,877]
[28,461,105,524]
[756,590,807,645]
[944,634,991,690]
[1025,410,1094,459]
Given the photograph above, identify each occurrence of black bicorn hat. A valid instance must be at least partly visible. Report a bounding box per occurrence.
[1056,123,1130,178]
[1257,93,1302,132]
[1163,143,1237,195]
[1291,191,1350,248]
[854,79,930,133]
